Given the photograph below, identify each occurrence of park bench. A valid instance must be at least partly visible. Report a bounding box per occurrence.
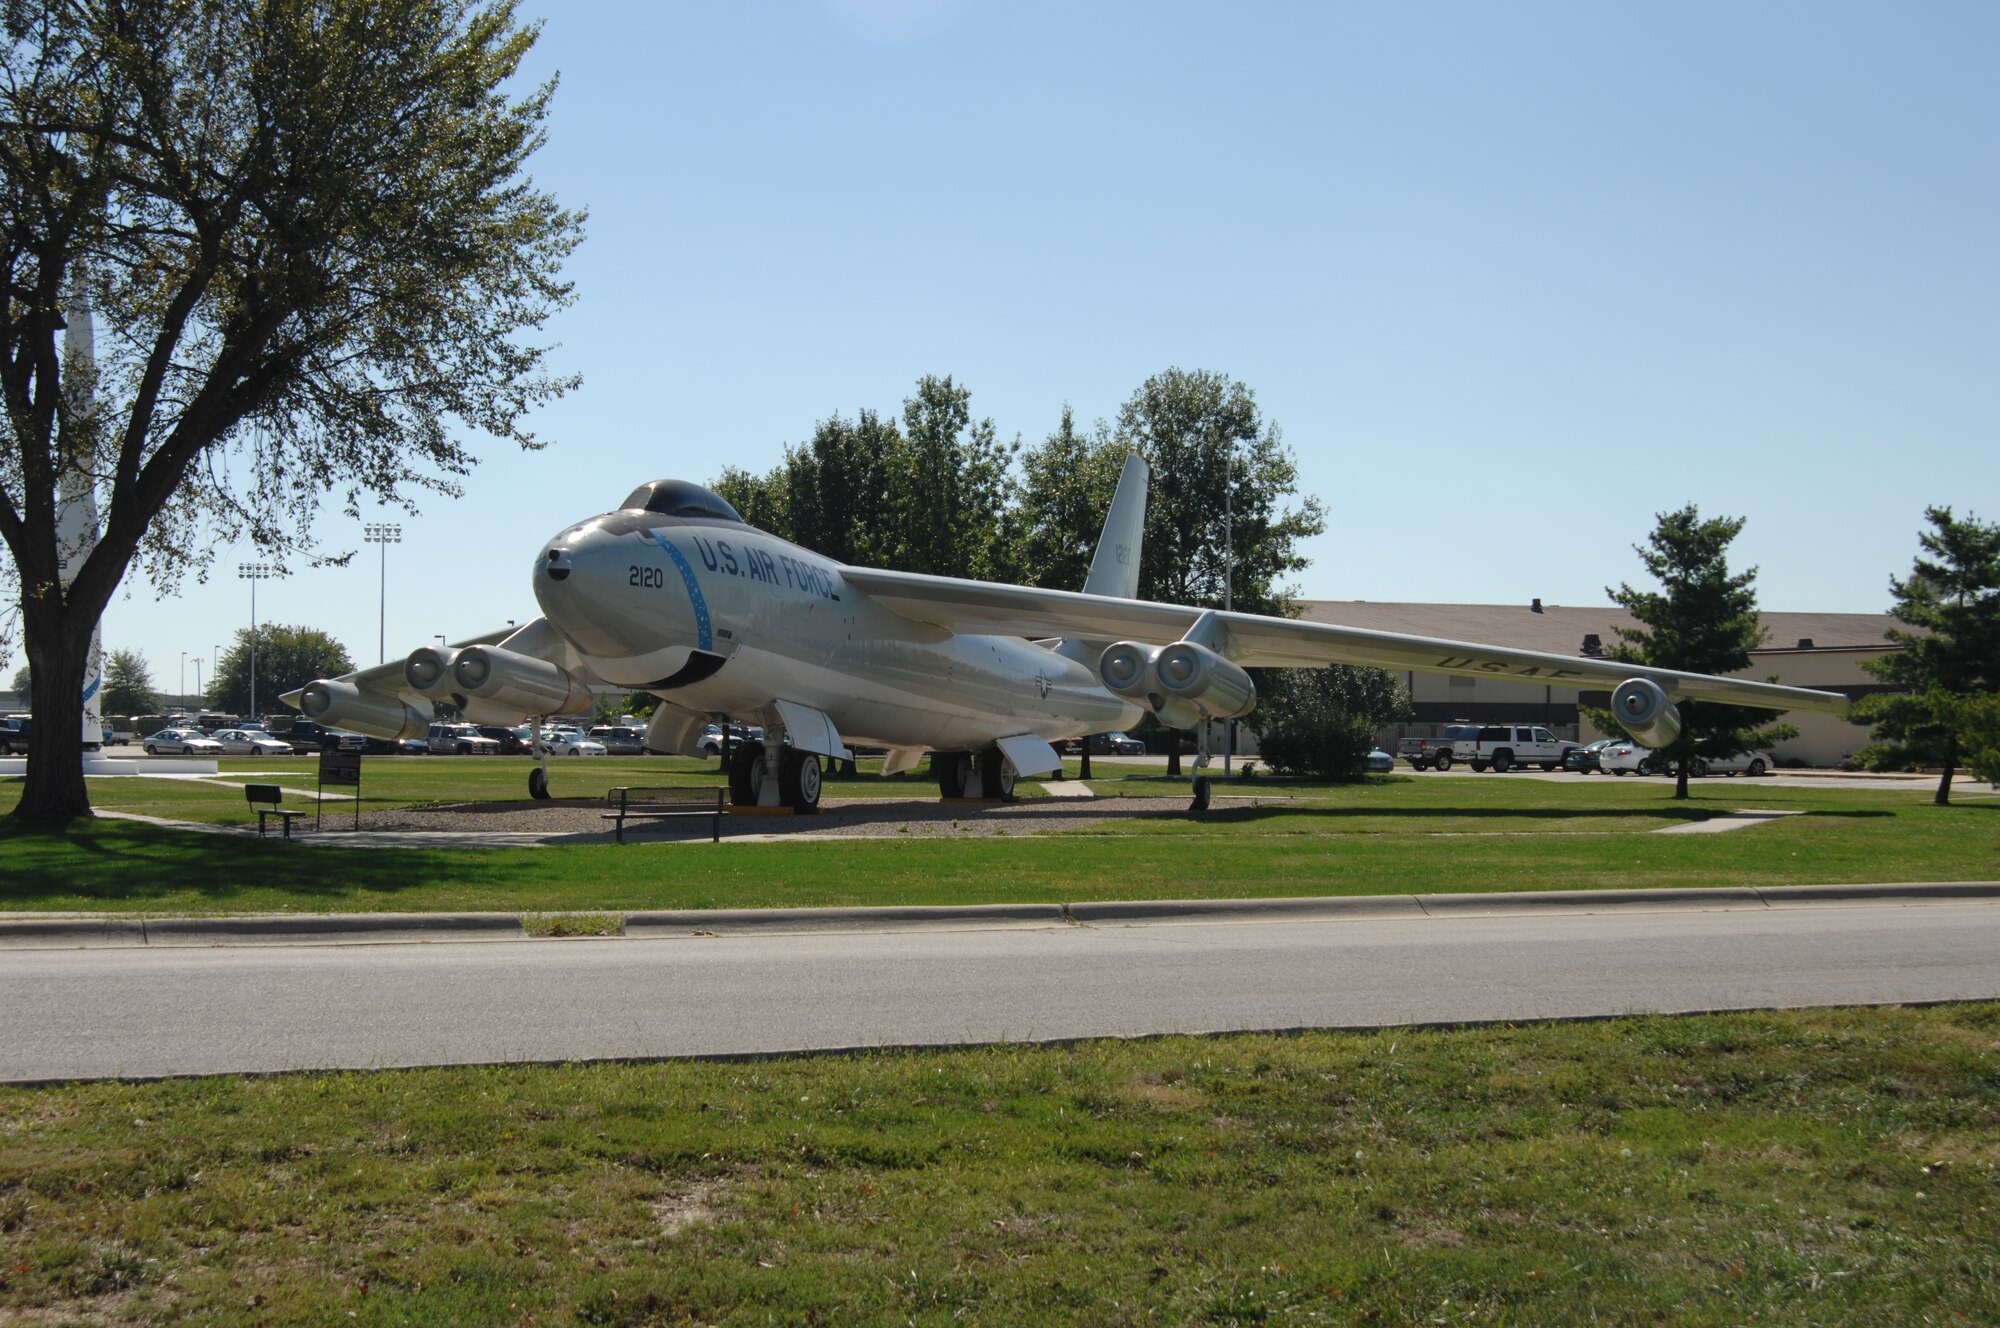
[245,783,305,839]
[603,786,727,843]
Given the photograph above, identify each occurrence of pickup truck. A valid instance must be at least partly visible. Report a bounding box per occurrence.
[1398,725,1480,771]
[1451,724,1577,773]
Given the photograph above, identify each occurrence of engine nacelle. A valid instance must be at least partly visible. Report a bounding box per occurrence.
[1611,677,1683,748]
[1100,639,1254,730]
[1154,641,1257,721]
[296,678,428,740]
[451,645,589,717]
[403,646,459,697]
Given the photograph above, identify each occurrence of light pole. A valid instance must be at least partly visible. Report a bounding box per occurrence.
[179,651,186,706]
[363,523,402,664]
[193,657,202,704]
[238,563,277,719]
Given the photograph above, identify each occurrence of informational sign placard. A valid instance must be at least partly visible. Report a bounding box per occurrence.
[317,748,362,829]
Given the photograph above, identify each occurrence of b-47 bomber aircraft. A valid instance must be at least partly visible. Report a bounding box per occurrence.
[287,455,1850,809]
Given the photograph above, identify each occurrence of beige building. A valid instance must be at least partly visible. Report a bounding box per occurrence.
[1291,600,1897,768]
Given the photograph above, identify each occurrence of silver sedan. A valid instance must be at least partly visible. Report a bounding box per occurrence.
[209,728,297,756]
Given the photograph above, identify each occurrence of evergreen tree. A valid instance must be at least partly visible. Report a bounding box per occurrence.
[1852,507,2000,805]
[1605,506,1794,800]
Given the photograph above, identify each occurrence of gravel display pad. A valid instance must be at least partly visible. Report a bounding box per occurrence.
[352,794,1286,841]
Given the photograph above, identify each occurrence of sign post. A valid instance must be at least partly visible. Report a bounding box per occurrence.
[317,748,362,830]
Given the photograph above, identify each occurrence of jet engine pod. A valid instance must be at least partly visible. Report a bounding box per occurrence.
[1611,677,1683,748]
[451,645,589,717]
[296,678,429,740]
[403,646,459,697]
[1154,641,1257,720]
[1098,642,1162,699]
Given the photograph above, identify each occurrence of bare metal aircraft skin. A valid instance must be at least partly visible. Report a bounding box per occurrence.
[288,456,1850,808]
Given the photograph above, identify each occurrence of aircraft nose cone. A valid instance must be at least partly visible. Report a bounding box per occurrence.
[533,516,689,660]
[544,547,573,581]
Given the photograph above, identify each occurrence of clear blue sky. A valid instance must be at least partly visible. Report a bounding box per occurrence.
[63,1,2000,693]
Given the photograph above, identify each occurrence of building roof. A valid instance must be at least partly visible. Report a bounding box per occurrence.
[1293,601,1898,657]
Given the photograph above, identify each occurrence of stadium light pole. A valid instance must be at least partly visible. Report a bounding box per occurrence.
[363,523,403,664]
[179,651,186,705]
[238,563,278,719]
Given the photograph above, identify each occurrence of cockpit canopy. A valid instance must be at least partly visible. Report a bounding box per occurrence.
[617,479,744,523]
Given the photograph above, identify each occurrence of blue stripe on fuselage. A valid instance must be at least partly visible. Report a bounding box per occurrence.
[644,529,713,652]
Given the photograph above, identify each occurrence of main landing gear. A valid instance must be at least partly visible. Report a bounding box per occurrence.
[527,715,553,800]
[934,748,1017,800]
[728,740,822,812]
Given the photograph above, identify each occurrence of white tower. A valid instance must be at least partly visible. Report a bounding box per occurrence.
[57,301,104,747]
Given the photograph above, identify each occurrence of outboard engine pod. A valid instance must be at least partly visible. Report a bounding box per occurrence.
[1153,641,1257,720]
[297,678,429,740]
[1611,677,1683,748]
[451,645,589,717]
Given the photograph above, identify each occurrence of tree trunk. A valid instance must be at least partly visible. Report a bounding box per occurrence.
[1674,758,1689,801]
[1166,738,1182,778]
[1935,732,1957,807]
[1078,747,1092,780]
[12,609,95,823]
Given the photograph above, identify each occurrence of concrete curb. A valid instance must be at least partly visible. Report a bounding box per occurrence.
[625,903,1066,936]
[3,884,1996,949]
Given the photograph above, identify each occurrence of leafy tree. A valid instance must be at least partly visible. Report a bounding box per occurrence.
[890,375,1020,582]
[8,663,27,706]
[101,648,157,715]
[209,625,353,718]
[1248,666,1411,780]
[1851,507,2000,805]
[1603,506,1794,800]
[1014,406,1126,591]
[1,0,582,822]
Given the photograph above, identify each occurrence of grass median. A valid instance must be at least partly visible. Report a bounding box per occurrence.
[2,1004,1995,1325]
[0,763,1994,915]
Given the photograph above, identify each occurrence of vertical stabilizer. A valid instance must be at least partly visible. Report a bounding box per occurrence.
[1081,453,1147,600]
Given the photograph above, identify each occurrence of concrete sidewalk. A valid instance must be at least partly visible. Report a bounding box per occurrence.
[3,881,1995,949]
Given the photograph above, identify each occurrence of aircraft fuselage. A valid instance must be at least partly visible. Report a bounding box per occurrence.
[534,510,1140,751]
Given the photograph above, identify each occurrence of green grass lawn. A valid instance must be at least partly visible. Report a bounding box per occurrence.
[2,1004,1995,1325]
[0,764,1994,915]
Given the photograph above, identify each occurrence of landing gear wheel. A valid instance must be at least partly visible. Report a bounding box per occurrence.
[781,749,822,812]
[1190,775,1212,812]
[976,748,1017,800]
[728,741,767,806]
[1471,761,1488,773]
[1491,752,1512,773]
[528,767,550,800]
[935,751,971,798]
[1432,752,1452,771]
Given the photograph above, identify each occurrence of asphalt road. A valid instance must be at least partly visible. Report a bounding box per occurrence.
[6,898,1998,1083]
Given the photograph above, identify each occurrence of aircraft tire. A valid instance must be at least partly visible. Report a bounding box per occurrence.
[1432,752,1452,771]
[935,751,971,798]
[976,747,1017,800]
[782,750,822,812]
[528,767,550,800]
[728,741,766,806]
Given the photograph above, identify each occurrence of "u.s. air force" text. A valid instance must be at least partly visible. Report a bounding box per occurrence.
[1435,655,1585,679]
[687,534,838,601]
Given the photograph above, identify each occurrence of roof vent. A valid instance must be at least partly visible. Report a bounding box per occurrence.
[1531,598,1544,613]
[1797,637,1814,650]
[1581,633,1603,656]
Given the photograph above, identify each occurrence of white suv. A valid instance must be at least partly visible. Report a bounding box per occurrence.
[428,723,501,755]
[1450,724,1576,773]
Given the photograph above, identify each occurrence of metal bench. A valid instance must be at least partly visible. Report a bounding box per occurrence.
[602,787,727,843]
[245,783,305,839]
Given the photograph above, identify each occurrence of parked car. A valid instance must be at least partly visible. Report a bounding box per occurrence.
[698,724,764,755]
[1065,731,1146,756]
[1399,725,1481,771]
[208,727,297,757]
[363,736,430,756]
[588,725,647,755]
[428,723,502,756]
[1365,748,1395,773]
[1599,740,1655,775]
[537,729,606,756]
[477,725,535,755]
[1450,724,1576,773]
[1692,750,1774,777]
[0,717,29,755]
[143,727,226,756]
[1562,737,1622,774]
[273,719,366,754]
